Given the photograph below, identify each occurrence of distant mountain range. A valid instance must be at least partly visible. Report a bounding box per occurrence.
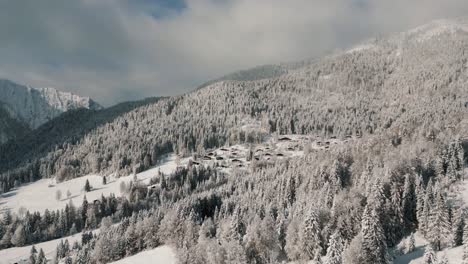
[0,79,102,143]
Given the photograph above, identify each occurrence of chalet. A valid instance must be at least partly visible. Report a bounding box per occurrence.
[220,148,229,151]
[279,137,292,141]
[287,147,294,151]
[216,156,224,160]
[192,161,200,165]
[264,153,272,156]
[276,153,284,157]
[330,136,337,139]
[325,141,330,145]
[203,156,212,160]
[232,159,242,163]
[207,152,214,156]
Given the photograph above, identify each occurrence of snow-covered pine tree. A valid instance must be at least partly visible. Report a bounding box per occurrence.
[452,207,465,247]
[402,174,417,233]
[423,244,437,264]
[405,233,416,254]
[299,208,322,260]
[324,230,344,264]
[360,205,390,264]
[37,248,46,264]
[427,188,451,251]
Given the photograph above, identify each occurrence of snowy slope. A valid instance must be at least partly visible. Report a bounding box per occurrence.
[0,134,349,215]
[0,79,101,130]
[0,231,84,264]
[0,154,179,215]
[394,233,463,264]
[110,246,177,264]
[394,168,468,263]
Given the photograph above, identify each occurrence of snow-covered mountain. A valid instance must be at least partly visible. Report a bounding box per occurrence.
[0,18,467,264]
[0,79,102,143]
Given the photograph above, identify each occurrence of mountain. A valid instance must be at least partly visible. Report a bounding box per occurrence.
[0,18,467,264]
[196,59,314,90]
[1,18,466,179]
[0,79,102,143]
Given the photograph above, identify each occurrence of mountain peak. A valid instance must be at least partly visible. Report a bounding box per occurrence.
[406,18,468,41]
[0,79,102,130]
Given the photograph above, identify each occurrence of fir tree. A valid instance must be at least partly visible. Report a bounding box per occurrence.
[84,179,92,192]
[428,190,451,251]
[423,244,437,264]
[299,208,322,260]
[324,231,344,264]
[361,205,390,264]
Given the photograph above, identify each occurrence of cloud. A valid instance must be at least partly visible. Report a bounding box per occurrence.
[1,0,468,105]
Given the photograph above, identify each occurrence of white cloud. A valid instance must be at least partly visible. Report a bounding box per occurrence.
[1,0,468,105]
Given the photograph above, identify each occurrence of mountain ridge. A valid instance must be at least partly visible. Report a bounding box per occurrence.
[0,79,102,144]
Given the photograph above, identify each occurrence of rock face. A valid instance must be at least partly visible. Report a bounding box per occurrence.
[0,79,102,143]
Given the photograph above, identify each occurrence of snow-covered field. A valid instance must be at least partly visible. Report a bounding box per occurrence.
[0,134,351,263]
[0,135,351,216]
[394,232,463,264]
[0,154,179,215]
[0,231,86,264]
[110,246,176,264]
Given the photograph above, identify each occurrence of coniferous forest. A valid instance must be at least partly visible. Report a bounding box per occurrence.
[0,18,468,264]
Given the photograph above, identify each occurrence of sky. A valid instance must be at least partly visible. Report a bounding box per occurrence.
[1,0,468,106]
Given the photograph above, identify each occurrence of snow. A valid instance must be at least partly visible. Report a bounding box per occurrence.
[0,154,180,215]
[0,134,354,215]
[408,19,468,42]
[346,43,376,54]
[0,79,101,129]
[0,231,86,264]
[394,167,468,264]
[110,246,177,264]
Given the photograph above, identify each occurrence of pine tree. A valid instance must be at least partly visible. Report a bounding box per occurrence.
[421,182,434,235]
[405,233,416,254]
[361,205,390,264]
[102,176,107,185]
[84,179,91,192]
[29,245,37,264]
[402,174,417,232]
[11,224,26,246]
[423,244,437,264]
[299,208,322,260]
[37,248,46,264]
[452,207,465,247]
[428,190,451,251]
[324,231,344,264]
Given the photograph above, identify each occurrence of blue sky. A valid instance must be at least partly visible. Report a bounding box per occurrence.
[1,0,468,105]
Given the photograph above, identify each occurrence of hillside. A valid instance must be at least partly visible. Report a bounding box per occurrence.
[1,18,467,184]
[0,18,467,264]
